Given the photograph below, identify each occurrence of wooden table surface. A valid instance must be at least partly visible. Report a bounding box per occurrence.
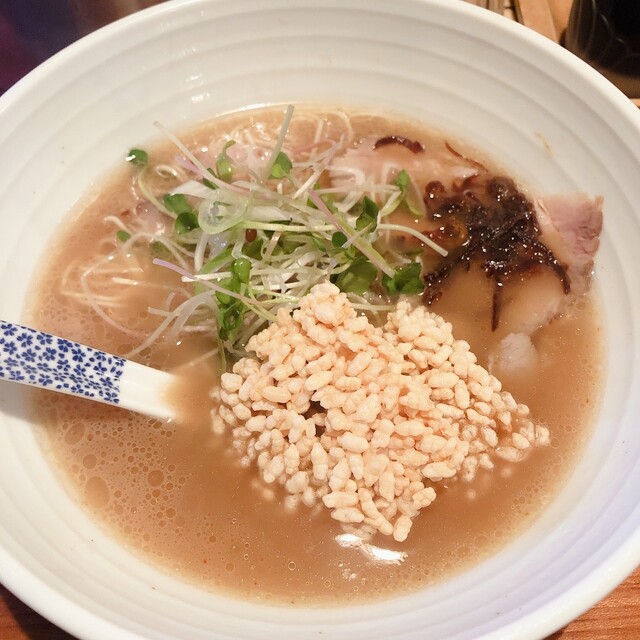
[1,0,639,637]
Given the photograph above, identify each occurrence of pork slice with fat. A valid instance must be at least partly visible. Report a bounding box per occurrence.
[535,193,603,296]
[492,193,603,372]
[328,136,479,191]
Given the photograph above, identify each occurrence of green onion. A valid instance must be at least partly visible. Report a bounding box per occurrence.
[116,230,131,242]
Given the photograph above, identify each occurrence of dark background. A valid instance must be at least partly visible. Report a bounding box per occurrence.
[0,0,165,94]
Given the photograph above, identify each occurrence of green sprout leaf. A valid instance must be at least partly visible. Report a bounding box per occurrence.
[394,169,424,219]
[310,235,328,251]
[269,151,293,179]
[164,193,195,215]
[332,231,348,248]
[382,261,424,295]
[150,241,171,260]
[395,169,410,193]
[216,141,236,182]
[331,231,356,260]
[215,287,233,306]
[175,211,199,235]
[126,148,148,166]
[163,193,200,234]
[215,274,247,344]
[242,237,263,260]
[354,196,379,232]
[278,235,302,256]
[116,230,131,243]
[219,299,246,340]
[333,255,377,295]
[215,275,241,305]
[231,257,251,284]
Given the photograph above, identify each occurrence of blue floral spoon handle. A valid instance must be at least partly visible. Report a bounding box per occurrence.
[0,321,176,420]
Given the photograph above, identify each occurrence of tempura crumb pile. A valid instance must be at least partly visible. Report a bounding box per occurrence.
[211,283,549,542]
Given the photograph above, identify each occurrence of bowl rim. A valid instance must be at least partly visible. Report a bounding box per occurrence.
[1,1,640,639]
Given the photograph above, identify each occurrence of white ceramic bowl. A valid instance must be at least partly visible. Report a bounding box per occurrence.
[1,1,639,638]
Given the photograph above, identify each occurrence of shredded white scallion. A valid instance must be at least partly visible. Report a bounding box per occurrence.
[98,106,450,361]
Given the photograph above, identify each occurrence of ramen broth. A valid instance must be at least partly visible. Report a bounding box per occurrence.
[26,107,602,604]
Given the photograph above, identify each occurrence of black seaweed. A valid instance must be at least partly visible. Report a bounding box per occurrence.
[422,176,570,330]
[373,135,425,154]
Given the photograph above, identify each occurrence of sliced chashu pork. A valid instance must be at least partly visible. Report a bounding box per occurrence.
[329,135,480,191]
[491,193,603,372]
[329,137,603,372]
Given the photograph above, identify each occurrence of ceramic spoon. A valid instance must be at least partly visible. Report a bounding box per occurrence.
[0,320,176,420]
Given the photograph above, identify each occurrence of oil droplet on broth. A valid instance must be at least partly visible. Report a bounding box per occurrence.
[147,470,164,487]
[65,422,85,445]
[85,476,110,509]
[83,454,97,469]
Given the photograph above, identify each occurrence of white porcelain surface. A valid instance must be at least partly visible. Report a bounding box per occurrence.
[1,1,639,638]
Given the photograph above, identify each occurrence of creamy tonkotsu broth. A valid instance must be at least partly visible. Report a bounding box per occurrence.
[26,106,602,604]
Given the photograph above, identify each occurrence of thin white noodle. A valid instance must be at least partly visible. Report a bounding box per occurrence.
[125,289,220,357]
[293,137,343,199]
[377,223,448,257]
[111,277,184,292]
[261,104,295,180]
[104,215,131,231]
[79,264,146,338]
[122,233,192,270]
[58,290,129,307]
[181,347,220,368]
[137,167,172,217]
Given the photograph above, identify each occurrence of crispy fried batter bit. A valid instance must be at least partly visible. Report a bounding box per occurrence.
[212,283,549,542]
